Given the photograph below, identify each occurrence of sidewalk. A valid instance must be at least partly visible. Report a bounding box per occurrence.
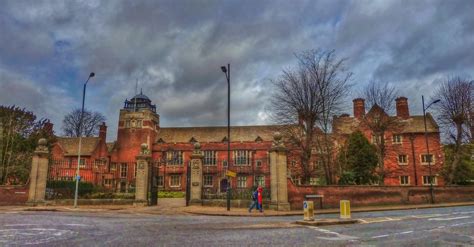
[1,200,474,217]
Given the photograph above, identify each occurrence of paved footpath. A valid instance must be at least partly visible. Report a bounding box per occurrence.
[2,199,474,217]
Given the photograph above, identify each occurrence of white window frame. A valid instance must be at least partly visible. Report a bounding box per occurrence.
[237,176,247,188]
[420,154,435,165]
[256,160,262,167]
[203,175,213,187]
[234,150,251,166]
[398,154,408,165]
[400,176,410,185]
[392,134,403,144]
[167,151,183,165]
[203,151,217,166]
[120,163,128,178]
[170,175,181,187]
[422,176,437,185]
[255,175,265,187]
[157,176,164,187]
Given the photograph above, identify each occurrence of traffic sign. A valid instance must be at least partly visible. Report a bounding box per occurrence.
[226,170,237,177]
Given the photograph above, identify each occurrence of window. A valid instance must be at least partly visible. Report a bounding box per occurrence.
[422,176,437,185]
[204,151,217,166]
[167,151,183,165]
[104,179,112,186]
[256,160,262,167]
[120,163,128,178]
[170,175,181,187]
[309,177,319,185]
[157,176,164,187]
[421,154,434,164]
[234,150,251,165]
[110,163,116,171]
[237,176,247,188]
[392,134,402,144]
[79,159,86,168]
[255,175,265,187]
[203,175,213,187]
[222,160,228,167]
[398,155,408,165]
[372,134,383,144]
[400,176,409,185]
[291,176,301,185]
[125,120,130,128]
[136,120,142,128]
[291,160,297,167]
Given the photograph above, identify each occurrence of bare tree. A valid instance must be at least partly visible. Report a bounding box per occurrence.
[433,77,473,184]
[362,81,398,114]
[62,108,106,137]
[270,49,352,184]
[361,81,399,184]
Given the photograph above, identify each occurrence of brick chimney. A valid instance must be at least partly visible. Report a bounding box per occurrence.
[396,97,410,119]
[353,98,365,119]
[99,122,107,141]
[43,122,54,134]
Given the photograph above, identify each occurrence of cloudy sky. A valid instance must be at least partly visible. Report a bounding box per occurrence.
[1,0,473,141]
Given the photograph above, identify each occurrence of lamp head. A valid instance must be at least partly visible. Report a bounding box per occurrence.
[433,99,441,104]
[89,72,95,78]
[220,66,227,73]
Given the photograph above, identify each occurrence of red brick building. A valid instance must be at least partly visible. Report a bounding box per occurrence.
[50,93,444,191]
[333,97,444,186]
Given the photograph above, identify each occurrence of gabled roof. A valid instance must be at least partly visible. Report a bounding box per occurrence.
[156,125,279,143]
[333,113,439,135]
[56,137,100,156]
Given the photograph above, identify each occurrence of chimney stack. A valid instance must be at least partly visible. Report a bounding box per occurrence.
[396,97,410,119]
[99,122,107,141]
[353,98,365,119]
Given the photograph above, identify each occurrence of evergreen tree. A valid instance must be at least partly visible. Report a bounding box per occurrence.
[338,131,379,185]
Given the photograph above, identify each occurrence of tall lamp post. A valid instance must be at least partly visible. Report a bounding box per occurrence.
[422,95,440,205]
[74,72,95,208]
[221,64,231,211]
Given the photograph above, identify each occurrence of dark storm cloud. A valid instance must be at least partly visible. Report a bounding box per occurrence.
[0,0,473,141]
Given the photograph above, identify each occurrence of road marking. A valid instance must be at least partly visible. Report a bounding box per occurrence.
[451,221,474,227]
[371,234,389,239]
[428,216,471,221]
[306,226,359,241]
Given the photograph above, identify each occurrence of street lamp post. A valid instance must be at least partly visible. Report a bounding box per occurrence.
[422,95,440,205]
[221,64,231,211]
[74,72,95,208]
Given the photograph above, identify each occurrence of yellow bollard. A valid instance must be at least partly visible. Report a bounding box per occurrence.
[303,201,314,221]
[340,200,351,219]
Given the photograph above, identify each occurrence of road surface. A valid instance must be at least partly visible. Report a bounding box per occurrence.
[1,205,473,246]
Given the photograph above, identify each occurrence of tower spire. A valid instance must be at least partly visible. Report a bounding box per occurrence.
[134,79,138,112]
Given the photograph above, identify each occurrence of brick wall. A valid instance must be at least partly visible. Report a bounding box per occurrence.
[288,179,474,210]
[0,186,28,205]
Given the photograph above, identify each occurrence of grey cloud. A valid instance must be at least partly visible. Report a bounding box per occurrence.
[0,0,473,141]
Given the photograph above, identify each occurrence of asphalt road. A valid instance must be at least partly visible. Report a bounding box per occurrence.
[1,205,473,246]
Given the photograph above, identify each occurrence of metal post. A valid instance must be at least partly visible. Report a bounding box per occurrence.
[422,95,435,204]
[74,73,94,208]
[221,64,231,211]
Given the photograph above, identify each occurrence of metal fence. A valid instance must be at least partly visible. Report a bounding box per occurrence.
[46,159,135,199]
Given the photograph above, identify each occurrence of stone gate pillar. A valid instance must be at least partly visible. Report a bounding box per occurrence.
[269,132,290,211]
[189,142,203,204]
[135,143,151,206]
[27,138,49,205]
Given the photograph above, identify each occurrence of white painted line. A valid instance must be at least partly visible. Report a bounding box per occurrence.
[372,234,389,239]
[398,231,413,235]
[451,221,474,227]
[428,216,471,221]
[358,219,368,223]
[307,226,359,241]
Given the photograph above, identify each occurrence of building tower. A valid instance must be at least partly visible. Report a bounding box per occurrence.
[115,90,160,162]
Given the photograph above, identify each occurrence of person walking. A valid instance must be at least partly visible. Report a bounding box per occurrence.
[257,186,263,213]
[248,188,259,213]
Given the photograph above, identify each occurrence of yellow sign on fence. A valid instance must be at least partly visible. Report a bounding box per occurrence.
[226,170,237,177]
[340,200,351,219]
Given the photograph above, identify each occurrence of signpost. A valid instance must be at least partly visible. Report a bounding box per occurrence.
[225,170,236,178]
